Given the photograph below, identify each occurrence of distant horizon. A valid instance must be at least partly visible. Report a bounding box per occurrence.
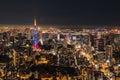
[0,18,119,27]
[0,24,119,29]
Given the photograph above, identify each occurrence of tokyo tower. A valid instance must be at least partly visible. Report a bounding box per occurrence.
[32,17,40,51]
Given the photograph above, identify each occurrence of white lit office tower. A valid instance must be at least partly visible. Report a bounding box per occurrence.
[57,34,60,41]
[105,45,113,59]
[105,45,113,65]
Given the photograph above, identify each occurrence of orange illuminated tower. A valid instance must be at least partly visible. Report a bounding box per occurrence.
[32,16,40,51]
[34,16,37,27]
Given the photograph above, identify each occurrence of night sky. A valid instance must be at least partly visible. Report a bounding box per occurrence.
[0,0,120,26]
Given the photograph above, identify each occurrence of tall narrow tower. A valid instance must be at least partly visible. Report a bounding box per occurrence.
[32,17,40,51]
[34,16,37,27]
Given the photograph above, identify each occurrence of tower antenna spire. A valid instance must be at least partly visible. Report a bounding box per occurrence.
[34,16,37,27]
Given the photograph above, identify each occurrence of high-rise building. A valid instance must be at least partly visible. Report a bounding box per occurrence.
[97,38,105,51]
[105,45,113,65]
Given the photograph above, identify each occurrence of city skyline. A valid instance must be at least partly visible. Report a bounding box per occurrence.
[0,1,120,79]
